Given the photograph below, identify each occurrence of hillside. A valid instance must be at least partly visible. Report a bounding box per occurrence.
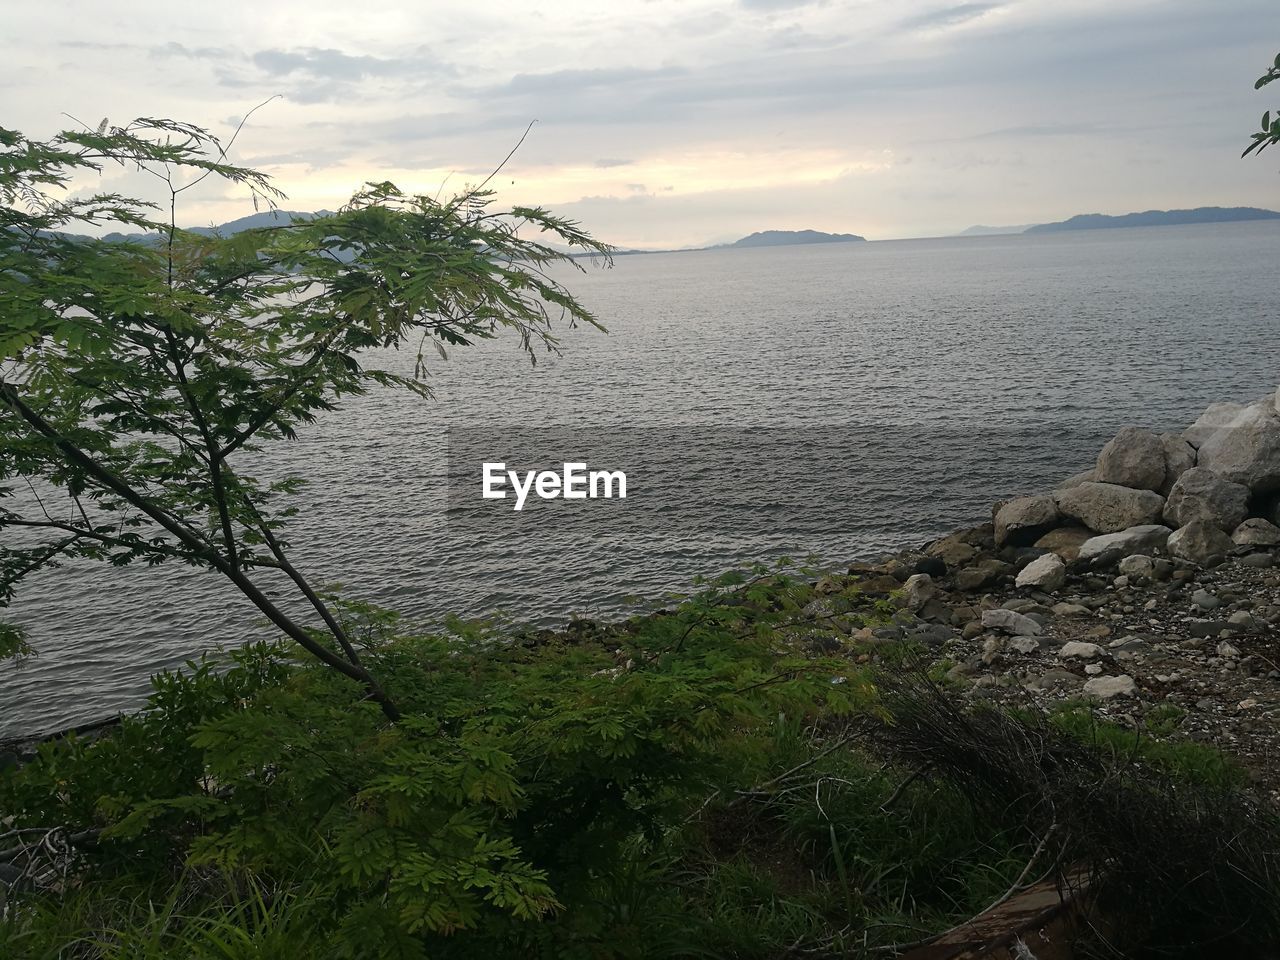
[1026,206,1280,233]
[726,229,866,248]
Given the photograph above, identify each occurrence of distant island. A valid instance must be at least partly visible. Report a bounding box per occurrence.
[721,229,866,248]
[1025,206,1280,233]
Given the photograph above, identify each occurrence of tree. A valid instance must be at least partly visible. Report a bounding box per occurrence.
[0,116,611,720]
[1243,52,1280,160]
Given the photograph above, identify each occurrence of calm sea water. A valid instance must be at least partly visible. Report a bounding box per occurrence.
[3,221,1279,736]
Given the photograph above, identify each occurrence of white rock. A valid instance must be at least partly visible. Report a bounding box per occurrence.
[1183,401,1244,449]
[1085,663,1104,675]
[1053,483,1165,533]
[1195,404,1280,493]
[981,608,1043,636]
[1077,525,1173,566]
[1217,640,1241,658]
[1060,641,1104,659]
[1083,674,1138,699]
[901,574,935,611]
[1009,636,1040,654]
[1232,517,1280,547]
[1162,467,1249,531]
[1167,521,1235,564]
[1094,426,1167,491]
[1015,553,1067,591]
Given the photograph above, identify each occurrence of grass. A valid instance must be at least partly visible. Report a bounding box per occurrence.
[3,572,1279,959]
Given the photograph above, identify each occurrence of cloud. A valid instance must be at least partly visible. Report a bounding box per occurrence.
[499,65,687,97]
[210,45,454,105]
[252,47,399,81]
[594,158,633,168]
[738,0,825,10]
[901,3,1002,31]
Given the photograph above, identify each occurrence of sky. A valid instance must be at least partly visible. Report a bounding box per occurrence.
[2,0,1278,248]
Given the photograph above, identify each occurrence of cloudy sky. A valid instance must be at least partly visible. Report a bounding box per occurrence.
[3,0,1278,247]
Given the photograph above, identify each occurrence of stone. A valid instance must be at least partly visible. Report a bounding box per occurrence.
[1014,553,1067,590]
[1076,525,1173,566]
[1059,469,1096,489]
[1233,517,1280,547]
[1033,526,1093,562]
[1242,553,1275,569]
[954,559,1011,591]
[981,608,1043,636]
[1054,483,1165,533]
[1085,663,1104,675]
[901,574,935,611]
[1167,521,1235,565]
[855,575,903,595]
[1051,602,1091,617]
[1195,404,1280,493]
[994,496,1061,547]
[917,597,954,623]
[1183,401,1244,448]
[1060,641,1104,659]
[914,556,948,578]
[1117,554,1156,580]
[1030,668,1082,690]
[1083,674,1138,699]
[1009,636,1040,654]
[1191,589,1221,612]
[1094,426,1167,491]
[925,530,984,567]
[1158,433,1197,495]
[1217,640,1241,658]
[1162,467,1249,531]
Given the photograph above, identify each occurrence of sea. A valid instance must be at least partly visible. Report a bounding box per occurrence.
[3,220,1279,736]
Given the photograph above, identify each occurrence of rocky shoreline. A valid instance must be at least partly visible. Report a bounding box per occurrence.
[838,387,1280,799]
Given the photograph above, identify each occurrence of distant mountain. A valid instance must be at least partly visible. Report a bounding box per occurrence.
[188,209,330,236]
[956,224,1036,237]
[1026,207,1280,234]
[99,209,325,245]
[724,229,866,248]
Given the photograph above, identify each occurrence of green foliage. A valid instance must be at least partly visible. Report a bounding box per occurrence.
[1047,701,1245,791]
[0,116,611,716]
[1243,51,1280,158]
[0,619,32,662]
[0,571,875,958]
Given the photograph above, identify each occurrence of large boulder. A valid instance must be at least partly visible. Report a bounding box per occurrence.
[1195,404,1280,493]
[1059,469,1096,489]
[1076,524,1173,566]
[1167,520,1234,564]
[1161,467,1249,531]
[994,495,1060,547]
[1183,401,1244,449]
[1033,526,1093,561]
[1094,426,1166,491]
[1233,518,1280,547]
[1158,433,1196,495]
[1014,552,1067,590]
[1053,482,1165,533]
